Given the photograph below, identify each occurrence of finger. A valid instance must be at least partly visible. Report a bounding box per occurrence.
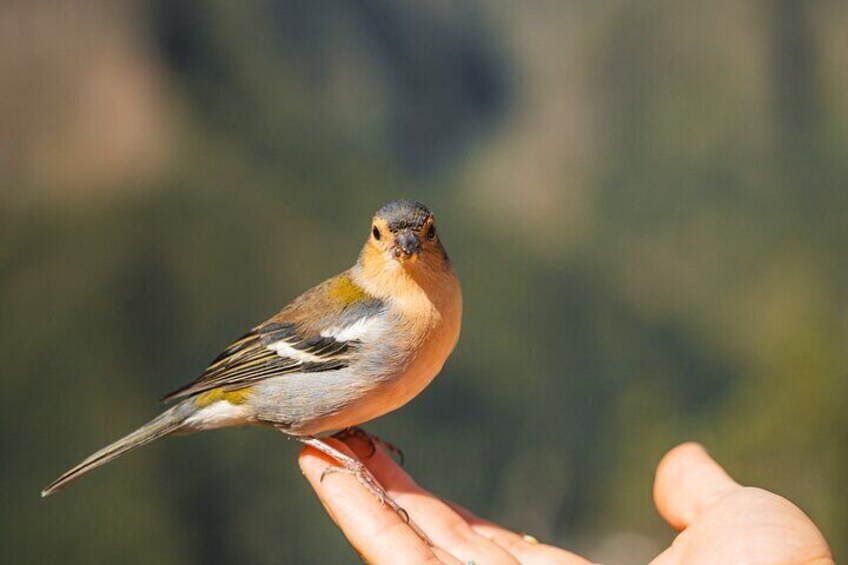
[338,435,521,565]
[647,544,681,565]
[653,442,740,530]
[298,440,453,565]
[447,501,593,565]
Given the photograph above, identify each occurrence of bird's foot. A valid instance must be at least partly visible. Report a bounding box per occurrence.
[297,434,428,545]
[333,426,405,466]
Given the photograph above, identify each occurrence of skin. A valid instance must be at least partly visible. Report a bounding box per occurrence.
[298,440,834,565]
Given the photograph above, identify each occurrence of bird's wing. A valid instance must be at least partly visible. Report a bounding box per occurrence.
[162,273,385,402]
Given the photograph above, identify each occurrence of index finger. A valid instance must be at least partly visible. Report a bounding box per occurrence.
[299,440,457,565]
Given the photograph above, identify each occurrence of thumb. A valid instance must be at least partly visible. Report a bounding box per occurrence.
[653,442,740,530]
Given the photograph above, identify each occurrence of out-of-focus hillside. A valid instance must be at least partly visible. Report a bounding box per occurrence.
[2,1,846,563]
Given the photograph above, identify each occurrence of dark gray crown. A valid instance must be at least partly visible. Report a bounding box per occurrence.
[375,199,432,232]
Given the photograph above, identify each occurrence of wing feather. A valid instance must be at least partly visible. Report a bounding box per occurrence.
[161,273,385,402]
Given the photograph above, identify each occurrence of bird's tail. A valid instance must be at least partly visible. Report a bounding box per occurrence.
[41,404,191,498]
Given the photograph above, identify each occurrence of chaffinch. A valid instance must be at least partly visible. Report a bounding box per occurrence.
[43,200,462,535]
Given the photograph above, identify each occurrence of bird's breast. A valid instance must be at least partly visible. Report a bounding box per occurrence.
[350,275,463,425]
[286,275,462,434]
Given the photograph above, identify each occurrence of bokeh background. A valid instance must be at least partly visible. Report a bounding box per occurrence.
[2,1,846,563]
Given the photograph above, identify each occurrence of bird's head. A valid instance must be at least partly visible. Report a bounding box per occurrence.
[361,200,450,274]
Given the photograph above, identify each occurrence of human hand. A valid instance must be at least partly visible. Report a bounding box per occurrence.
[650,442,833,565]
[299,436,591,564]
[299,438,833,564]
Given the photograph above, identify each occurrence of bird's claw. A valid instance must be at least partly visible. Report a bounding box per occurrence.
[295,433,431,545]
[333,426,405,466]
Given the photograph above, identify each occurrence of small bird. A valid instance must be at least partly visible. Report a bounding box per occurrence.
[42,200,462,526]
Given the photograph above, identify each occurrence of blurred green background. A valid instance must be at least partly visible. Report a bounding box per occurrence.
[2,1,846,563]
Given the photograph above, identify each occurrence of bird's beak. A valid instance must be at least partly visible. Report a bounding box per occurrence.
[392,230,421,261]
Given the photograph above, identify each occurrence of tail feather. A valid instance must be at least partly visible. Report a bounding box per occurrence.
[41,405,189,498]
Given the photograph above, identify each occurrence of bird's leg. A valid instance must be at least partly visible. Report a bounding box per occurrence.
[332,426,405,465]
[294,433,431,545]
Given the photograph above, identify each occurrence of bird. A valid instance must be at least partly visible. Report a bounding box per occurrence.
[42,199,462,534]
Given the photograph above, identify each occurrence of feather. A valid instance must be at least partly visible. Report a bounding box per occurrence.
[42,404,191,497]
[161,271,386,403]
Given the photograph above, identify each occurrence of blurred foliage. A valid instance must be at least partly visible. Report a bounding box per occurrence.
[1,1,846,563]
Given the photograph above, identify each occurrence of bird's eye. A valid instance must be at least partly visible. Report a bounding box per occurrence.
[372,226,381,240]
[426,224,436,240]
